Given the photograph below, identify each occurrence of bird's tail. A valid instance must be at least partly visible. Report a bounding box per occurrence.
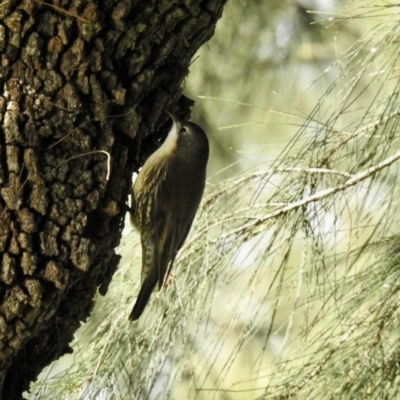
[129,277,157,320]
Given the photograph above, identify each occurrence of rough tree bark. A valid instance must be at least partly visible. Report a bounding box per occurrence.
[0,0,227,398]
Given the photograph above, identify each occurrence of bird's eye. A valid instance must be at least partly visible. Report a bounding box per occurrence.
[180,127,188,134]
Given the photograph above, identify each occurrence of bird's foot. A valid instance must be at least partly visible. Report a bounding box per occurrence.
[164,273,175,288]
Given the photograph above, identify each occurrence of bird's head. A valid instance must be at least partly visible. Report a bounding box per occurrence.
[166,112,209,157]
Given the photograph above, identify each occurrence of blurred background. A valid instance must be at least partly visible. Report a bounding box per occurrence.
[189,0,343,178]
[29,1,400,399]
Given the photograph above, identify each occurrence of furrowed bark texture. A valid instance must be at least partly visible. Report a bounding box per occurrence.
[0,0,226,398]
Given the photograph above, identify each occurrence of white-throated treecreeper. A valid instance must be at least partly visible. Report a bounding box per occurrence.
[129,112,209,320]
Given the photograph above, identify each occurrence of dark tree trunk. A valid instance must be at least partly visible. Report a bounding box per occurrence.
[0,0,226,398]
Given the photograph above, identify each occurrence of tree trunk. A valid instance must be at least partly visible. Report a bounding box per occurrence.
[0,0,226,398]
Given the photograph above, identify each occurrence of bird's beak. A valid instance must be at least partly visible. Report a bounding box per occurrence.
[166,111,178,126]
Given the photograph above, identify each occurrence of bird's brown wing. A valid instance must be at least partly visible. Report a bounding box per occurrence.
[160,213,197,290]
[152,174,188,290]
[153,165,206,289]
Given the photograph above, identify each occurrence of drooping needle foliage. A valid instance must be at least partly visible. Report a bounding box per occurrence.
[29,1,400,399]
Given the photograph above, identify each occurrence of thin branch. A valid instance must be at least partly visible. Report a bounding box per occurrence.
[320,109,400,166]
[222,149,400,241]
[34,1,92,24]
[54,151,111,180]
[203,167,352,208]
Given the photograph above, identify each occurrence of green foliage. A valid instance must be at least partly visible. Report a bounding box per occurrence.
[29,1,400,399]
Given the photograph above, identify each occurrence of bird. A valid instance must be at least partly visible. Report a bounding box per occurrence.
[129,112,209,320]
